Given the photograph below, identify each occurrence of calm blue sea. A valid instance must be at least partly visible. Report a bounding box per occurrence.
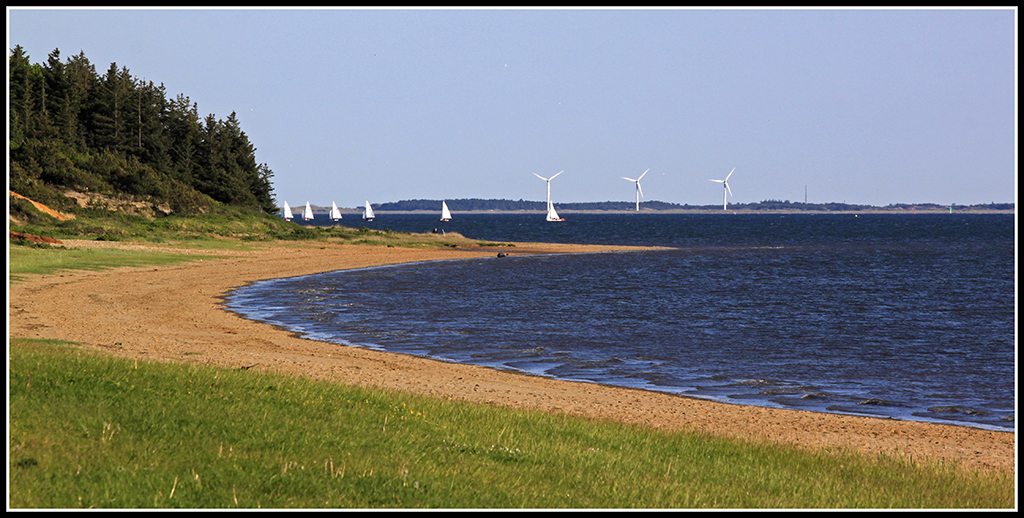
[225,213,1016,430]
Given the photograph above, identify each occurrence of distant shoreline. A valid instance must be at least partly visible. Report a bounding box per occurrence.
[303,208,1015,216]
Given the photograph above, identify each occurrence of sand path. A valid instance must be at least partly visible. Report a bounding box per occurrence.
[7,239,1015,473]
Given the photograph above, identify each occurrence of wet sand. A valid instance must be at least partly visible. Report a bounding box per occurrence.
[7,239,1015,473]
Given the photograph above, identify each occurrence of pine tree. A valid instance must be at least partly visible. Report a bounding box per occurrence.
[136,80,172,173]
[63,51,98,150]
[8,45,34,146]
[165,93,202,186]
[90,62,135,151]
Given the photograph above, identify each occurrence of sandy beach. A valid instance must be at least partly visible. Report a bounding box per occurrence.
[7,239,1015,473]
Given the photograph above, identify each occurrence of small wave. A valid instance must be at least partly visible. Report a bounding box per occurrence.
[824,405,895,418]
[857,397,902,407]
[927,405,989,416]
[799,392,834,399]
[759,386,821,396]
[731,378,780,387]
[552,358,625,370]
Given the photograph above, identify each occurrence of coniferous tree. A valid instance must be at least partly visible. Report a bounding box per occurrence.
[62,51,98,150]
[165,93,202,186]
[254,163,277,212]
[42,49,72,142]
[90,62,135,151]
[136,80,171,173]
[8,45,34,147]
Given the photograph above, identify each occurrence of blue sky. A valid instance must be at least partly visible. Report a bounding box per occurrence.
[7,8,1017,208]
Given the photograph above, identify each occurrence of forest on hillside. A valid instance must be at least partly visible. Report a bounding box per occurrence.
[8,46,275,216]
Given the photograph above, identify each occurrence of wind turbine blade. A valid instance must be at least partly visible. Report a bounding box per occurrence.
[638,169,649,180]
[534,173,549,181]
[550,171,563,180]
[725,168,735,181]
[622,177,636,182]
[638,183,644,198]
[709,179,723,183]
[725,182,732,197]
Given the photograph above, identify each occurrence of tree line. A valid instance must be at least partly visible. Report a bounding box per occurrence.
[376,198,866,212]
[376,199,715,212]
[8,46,276,215]
[375,199,1013,213]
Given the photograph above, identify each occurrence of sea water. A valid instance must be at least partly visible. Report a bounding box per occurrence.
[225,213,1015,430]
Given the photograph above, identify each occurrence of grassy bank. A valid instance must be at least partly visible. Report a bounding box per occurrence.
[8,338,1014,509]
[9,192,501,249]
[7,214,503,284]
[10,211,510,270]
[7,246,205,283]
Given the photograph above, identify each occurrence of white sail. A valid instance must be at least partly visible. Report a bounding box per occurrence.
[546,201,562,222]
[330,201,342,221]
[303,201,314,221]
[440,200,452,221]
[363,200,375,221]
[282,201,293,220]
[535,171,564,222]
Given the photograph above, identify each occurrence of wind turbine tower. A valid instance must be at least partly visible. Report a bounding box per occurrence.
[534,170,563,207]
[709,168,735,211]
[534,171,564,222]
[621,169,649,211]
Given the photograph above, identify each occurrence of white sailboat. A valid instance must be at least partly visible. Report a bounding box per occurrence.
[363,200,375,221]
[534,171,565,222]
[282,201,293,221]
[440,200,452,221]
[330,201,342,221]
[303,201,314,221]
[545,200,563,222]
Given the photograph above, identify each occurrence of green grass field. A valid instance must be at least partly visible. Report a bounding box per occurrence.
[7,246,204,283]
[8,338,1014,509]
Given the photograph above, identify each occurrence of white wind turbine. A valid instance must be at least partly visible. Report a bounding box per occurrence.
[709,168,735,211]
[534,170,564,221]
[621,168,649,212]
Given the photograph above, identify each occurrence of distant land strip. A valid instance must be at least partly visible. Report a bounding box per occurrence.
[303,199,1014,214]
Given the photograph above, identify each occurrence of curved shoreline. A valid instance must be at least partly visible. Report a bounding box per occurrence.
[8,239,1015,473]
[225,252,1015,435]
